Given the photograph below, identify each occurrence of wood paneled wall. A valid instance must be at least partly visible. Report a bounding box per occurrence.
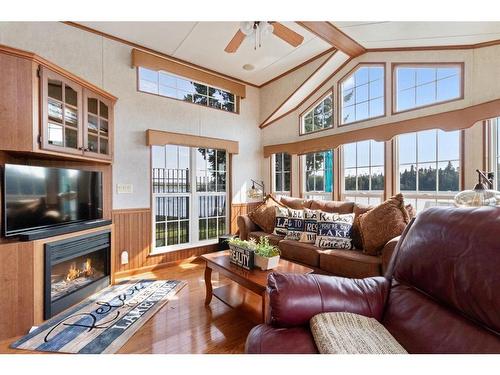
[112,208,218,277]
[230,202,261,234]
[112,202,262,277]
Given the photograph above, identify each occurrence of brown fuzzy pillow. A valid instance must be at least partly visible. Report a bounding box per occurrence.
[358,194,410,256]
[248,195,285,234]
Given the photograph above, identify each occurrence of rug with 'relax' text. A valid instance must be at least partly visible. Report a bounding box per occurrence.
[11,279,186,353]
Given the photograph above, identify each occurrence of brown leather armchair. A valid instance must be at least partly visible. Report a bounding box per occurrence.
[245,207,500,354]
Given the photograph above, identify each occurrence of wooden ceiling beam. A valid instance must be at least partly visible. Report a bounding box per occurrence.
[297,21,366,57]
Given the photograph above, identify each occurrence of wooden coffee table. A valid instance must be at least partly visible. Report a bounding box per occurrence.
[201,250,313,322]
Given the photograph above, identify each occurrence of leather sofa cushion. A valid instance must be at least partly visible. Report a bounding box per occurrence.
[319,249,382,278]
[248,195,284,234]
[280,196,312,210]
[309,200,354,214]
[248,231,284,246]
[392,206,500,335]
[279,240,321,267]
[383,283,500,353]
[310,312,407,354]
[358,194,410,255]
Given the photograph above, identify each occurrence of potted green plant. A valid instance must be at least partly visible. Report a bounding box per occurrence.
[253,236,280,271]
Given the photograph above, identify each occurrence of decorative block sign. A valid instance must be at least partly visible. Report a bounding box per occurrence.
[229,245,254,270]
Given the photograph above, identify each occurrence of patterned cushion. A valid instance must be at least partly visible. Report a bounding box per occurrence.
[315,211,355,249]
[358,193,410,255]
[247,195,284,234]
[272,206,289,236]
[284,209,304,241]
[299,208,318,244]
[310,312,407,354]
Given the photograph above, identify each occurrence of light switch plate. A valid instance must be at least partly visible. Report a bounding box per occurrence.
[116,184,133,194]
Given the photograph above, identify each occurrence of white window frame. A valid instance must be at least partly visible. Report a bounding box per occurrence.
[300,92,333,135]
[339,64,385,126]
[272,153,291,198]
[396,129,462,212]
[393,63,463,114]
[151,146,229,254]
[342,140,385,205]
[302,150,334,201]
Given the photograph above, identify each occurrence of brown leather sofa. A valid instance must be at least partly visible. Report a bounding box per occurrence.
[237,196,400,278]
[245,207,500,354]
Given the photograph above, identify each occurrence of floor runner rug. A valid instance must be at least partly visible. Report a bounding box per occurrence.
[11,279,186,354]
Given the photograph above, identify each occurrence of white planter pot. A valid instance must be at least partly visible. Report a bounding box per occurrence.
[254,254,280,271]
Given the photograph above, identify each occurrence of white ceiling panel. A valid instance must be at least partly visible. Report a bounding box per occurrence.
[77,21,331,85]
[333,21,500,48]
[80,21,198,55]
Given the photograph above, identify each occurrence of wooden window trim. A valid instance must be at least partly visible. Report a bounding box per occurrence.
[391,62,465,116]
[263,97,500,158]
[338,62,387,127]
[146,129,239,155]
[298,88,334,136]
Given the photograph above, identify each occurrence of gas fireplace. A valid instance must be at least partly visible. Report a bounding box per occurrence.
[44,230,111,319]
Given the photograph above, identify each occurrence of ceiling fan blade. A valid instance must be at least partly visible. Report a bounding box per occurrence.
[271,22,304,47]
[224,30,246,53]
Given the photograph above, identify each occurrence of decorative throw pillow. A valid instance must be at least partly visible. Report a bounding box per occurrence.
[284,209,304,241]
[315,211,355,249]
[272,206,290,236]
[358,193,411,256]
[247,195,284,234]
[299,208,318,244]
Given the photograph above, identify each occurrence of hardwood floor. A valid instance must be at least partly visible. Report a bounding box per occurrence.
[0,258,258,354]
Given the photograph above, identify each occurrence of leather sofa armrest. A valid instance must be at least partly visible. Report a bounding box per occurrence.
[237,215,259,240]
[268,272,390,328]
[245,324,318,354]
[381,236,400,274]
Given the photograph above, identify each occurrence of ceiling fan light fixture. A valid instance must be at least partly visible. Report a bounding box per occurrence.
[239,21,254,36]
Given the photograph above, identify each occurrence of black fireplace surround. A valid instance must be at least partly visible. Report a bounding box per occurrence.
[44,230,111,319]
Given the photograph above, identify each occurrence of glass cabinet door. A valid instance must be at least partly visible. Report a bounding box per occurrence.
[84,91,112,159]
[42,68,82,154]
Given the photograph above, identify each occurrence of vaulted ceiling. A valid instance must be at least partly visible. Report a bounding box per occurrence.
[76,21,500,87]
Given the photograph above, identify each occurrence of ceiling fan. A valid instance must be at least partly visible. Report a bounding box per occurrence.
[224,21,304,53]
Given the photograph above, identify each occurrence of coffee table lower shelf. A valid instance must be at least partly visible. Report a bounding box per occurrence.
[212,283,264,324]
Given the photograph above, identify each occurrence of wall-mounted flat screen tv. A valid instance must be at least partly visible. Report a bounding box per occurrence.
[2,164,103,237]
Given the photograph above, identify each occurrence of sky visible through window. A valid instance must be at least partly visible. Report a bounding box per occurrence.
[396,65,461,112]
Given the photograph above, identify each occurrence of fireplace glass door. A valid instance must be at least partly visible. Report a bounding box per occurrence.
[45,230,111,319]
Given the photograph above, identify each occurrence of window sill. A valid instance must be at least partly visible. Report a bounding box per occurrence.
[150,239,219,256]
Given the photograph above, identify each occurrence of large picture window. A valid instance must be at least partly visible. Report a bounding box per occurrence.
[152,145,228,252]
[340,65,385,125]
[394,64,462,113]
[398,129,461,212]
[303,150,333,200]
[273,153,291,197]
[301,93,333,134]
[343,140,385,205]
[138,67,237,113]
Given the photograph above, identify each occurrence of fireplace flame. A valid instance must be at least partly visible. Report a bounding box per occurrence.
[65,258,95,282]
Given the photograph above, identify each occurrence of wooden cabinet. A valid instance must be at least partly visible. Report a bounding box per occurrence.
[0,45,116,163]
